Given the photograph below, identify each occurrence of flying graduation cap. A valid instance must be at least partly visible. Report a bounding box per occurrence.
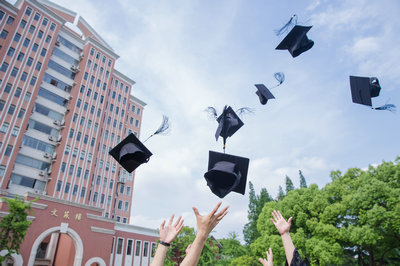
[206,105,249,152]
[109,115,170,173]
[204,150,249,198]
[255,72,285,105]
[349,76,396,112]
[275,15,314,58]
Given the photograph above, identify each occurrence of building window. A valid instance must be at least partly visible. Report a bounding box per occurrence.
[64,183,70,193]
[40,48,47,56]
[0,30,8,39]
[17,52,24,61]
[68,165,74,175]
[127,186,131,196]
[0,165,6,178]
[118,200,122,210]
[65,145,70,154]
[72,185,78,195]
[119,184,124,194]
[27,57,33,66]
[7,47,15,57]
[42,18,48,26]
[0,123,9,133]
[20,72,27,82]
[11,67,18,77]
[4,145,13,156]
[56,181,62,191]
[11,126,19,136]
[13,33,21,42]
[72,148,78,157]
[0,100,5,111]
[127,240,133,255]
[6,16,14,24]
[116,238,123,254]
[84,170,89,180]
[80,187,86,197]
[76,167,81,177]
[143,242,149,257]
[50,23,56,31]
[4,83,11,93]
[34,12,40,21]
[1,62,9,72]
[93,192,98,202]
[23,38,30,47]
[17,108,24,119]
[107,196,111,206]
[8,105,15,115]
[124,202,129,212]
[135,241,141,256]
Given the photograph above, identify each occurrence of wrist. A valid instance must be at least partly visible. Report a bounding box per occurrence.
[158,240,171,247]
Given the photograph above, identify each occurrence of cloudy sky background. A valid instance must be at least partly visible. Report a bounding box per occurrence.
[18,0,400,241]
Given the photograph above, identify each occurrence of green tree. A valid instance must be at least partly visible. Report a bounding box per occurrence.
[250,158,400,265]
[243,182,272,245]
[277,185,285,201]
[285,175,295,194]
[165,226,219,265]
[0,196,35,263]
[299,170,307,188]
[215,232,247,266]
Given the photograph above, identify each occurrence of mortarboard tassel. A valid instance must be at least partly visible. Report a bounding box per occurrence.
[274,72,285,84]
[275,14,297,36]
[373,104,397,113]
[236,107,254,117]
[205,106,219,119]
[143,115,170,143]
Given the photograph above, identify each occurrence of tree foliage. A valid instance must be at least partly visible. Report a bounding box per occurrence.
[0,196,35,263]
[285,175,295,194]
[249,158,400,265]
[243,182,272,245]
[299,170,307,188]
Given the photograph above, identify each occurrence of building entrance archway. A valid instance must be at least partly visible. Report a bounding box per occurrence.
[28,225,83,266]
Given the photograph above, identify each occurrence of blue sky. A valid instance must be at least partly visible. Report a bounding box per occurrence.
[27,0,400,241]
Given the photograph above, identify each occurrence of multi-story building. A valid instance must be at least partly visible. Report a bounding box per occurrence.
[0,0,158,265]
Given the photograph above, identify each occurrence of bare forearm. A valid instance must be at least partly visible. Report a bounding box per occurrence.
[180,232,208,266]
[150,244,169,266]
[281,232,295,265]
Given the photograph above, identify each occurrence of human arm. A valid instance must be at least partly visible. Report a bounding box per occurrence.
[258,247,273,266]
[180,202,229,266]
[150,214,184,266]
[270,210,294,265]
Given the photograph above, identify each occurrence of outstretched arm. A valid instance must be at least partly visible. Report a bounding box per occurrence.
[151,214,184,266]
[270,210,294,264]
[259,247,273,266]
[180,202,229,266]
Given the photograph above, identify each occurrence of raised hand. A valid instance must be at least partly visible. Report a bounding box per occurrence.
[192,202,229,236]
[258,247,273,266]
[159,214,184,244]
[270,210,292,236]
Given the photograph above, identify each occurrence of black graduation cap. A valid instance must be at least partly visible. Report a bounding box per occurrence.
[215,105,244,146]
[276,25,314,58]
[255,84,275,105]
[349,75,396,112]
[204,150,249,198]
[109,133,152,173]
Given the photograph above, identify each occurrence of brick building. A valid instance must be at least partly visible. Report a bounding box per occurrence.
[0,0,158,265]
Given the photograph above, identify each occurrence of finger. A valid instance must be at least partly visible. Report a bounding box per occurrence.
[210,201,222,215]
[177,219,184,231]
[277,210,283,220]
[288,216,293,225]
[215,205,229,217]
[270,218,276,225]
[258,258,266,265]
[168,214,175,225]
[216,210,228,221]
[271,211,278,222]
[192,207,200,216]
[173,216,182,227]
[160,220,166,230]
